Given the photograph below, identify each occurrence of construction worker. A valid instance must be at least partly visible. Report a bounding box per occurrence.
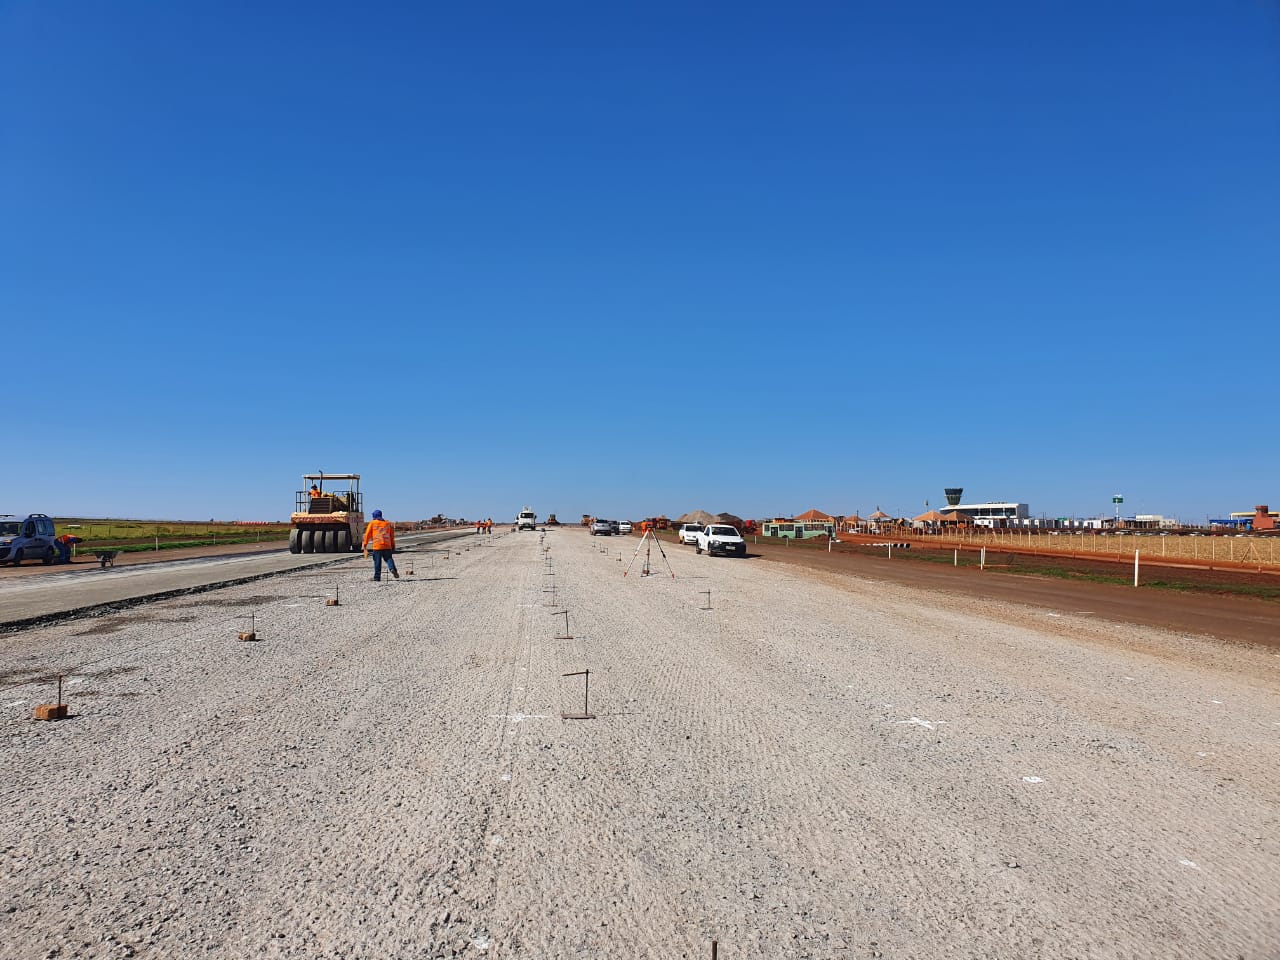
[361,509,398,581]
[54,534,82,564]
[309,483,322,499]
[486,518,493,534]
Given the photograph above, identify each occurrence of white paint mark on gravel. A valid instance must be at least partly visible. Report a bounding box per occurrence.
[5,700,26,708]
[488,835,505,846]
[491,713,546,723]
[895,717,945,730]
[1179,859,1201,870]
[67,677,85,685]
[1022,776,1045,784]
[1211,700,1224,705]
[500,774,511,781]
[1123,676,1136,682]
[472,932,492,951]
[1046,613,1061,618]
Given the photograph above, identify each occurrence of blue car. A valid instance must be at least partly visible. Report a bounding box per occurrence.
[0,513,58,566]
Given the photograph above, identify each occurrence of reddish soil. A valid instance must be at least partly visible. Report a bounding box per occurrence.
[0,540,288,580]
[743,537,1280,649]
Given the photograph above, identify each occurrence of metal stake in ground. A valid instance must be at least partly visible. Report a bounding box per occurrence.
[552,609,574,639]
[623,528,675,579]
[561,669,595,720]
[701,589,712,610]
[326,584,341,606]
[33,675,69,721]
[238,612,257,642]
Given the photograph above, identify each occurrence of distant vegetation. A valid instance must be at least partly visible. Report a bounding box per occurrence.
[56,518,290,553]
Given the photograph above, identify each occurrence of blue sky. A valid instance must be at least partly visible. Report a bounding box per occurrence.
[3,1,1277,523]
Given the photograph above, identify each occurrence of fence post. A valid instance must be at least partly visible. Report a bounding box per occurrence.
[1134,549,1139,587]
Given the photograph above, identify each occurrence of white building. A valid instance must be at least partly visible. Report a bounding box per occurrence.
[949,502,1029,528]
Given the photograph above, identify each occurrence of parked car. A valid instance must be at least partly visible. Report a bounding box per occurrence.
[679,523,704,545]
[617,521,632,534]
[0,513,58,566]
[696,524,747,557]
[609,520,620,534]
[590,519,612,536]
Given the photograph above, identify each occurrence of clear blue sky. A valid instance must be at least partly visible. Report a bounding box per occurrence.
[3,2,1277,523]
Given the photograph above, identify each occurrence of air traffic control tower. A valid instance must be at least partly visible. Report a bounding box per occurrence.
[944,488,964,507]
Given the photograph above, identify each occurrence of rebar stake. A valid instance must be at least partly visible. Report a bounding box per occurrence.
[238,611,257,642]
[326,584,341,606]
[561,669,595,720]
[553,609,573,639]
[33,675,69,721]
[701,589,712,610]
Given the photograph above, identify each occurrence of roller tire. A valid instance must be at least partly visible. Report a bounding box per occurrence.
[337,529,351,552]
[289,529,302,554]
[302,530,316,554]
[323,530,338,553]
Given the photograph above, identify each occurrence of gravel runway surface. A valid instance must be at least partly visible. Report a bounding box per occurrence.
[2,529,1278,959]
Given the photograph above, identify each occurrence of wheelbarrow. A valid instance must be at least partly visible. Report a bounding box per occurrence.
[92,550,121,569]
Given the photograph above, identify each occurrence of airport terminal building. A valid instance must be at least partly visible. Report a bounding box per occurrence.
[948,502,1029,528]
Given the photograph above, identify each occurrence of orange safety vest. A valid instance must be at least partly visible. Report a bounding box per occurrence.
[362,519,395,551]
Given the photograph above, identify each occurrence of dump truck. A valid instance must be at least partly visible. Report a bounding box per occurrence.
[289,473,365,553]
[517,507,537,531]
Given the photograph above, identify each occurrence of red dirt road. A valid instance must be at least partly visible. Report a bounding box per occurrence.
[0,540,288,580]
[747,539,1280,649]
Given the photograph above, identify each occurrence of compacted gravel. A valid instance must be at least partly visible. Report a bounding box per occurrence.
[1,529,1278,959]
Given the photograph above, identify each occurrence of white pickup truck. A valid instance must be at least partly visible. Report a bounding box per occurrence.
[516,508,537,531]
[695,524,747,558]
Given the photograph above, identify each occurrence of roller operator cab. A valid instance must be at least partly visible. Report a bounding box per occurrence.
[517,508,537,531]
[289,473,365,554]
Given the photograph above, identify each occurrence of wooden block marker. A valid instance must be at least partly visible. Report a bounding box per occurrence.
[33,676,69,721]
[561,669,595,720]
[237,612,258,642]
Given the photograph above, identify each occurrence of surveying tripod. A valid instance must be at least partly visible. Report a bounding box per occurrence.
[623,527,675,579]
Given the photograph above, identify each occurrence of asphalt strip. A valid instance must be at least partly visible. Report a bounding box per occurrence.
[0,531,472,634]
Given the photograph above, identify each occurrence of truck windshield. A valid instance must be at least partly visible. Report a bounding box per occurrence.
[0,522,20,536]
[708,526,737,536]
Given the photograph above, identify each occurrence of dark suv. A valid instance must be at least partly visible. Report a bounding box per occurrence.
[0,513,58,565]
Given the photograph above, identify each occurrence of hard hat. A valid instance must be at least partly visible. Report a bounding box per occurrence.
[372,509,383,519]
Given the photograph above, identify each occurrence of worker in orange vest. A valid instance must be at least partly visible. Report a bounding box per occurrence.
[486,518,493,534]
[361,509,398,581]
[309,483,321,499]
[54,534,82,564]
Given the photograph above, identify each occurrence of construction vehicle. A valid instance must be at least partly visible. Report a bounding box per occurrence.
[546,514,560,525]
[517,507,537,532]
[581,514,592,526]
[289,473,364,554]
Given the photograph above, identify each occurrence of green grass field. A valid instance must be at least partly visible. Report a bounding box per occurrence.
[55,518,291,551]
